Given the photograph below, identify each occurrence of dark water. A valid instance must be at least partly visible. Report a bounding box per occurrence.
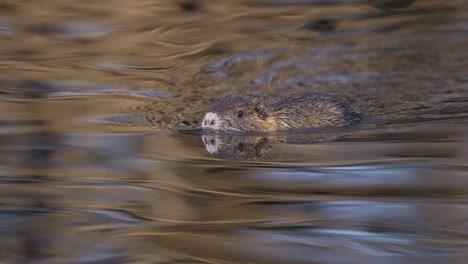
[1,1,468,263]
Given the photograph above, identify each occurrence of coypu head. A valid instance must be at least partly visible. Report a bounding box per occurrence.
[202,95,270,132]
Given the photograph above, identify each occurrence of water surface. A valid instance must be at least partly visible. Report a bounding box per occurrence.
[1,1,468,263]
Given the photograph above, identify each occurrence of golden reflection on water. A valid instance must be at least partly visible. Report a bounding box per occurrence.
[1,0,468,263]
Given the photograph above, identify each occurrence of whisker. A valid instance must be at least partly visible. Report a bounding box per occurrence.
[225,126,242,132]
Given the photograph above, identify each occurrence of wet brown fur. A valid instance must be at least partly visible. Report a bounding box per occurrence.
[205,93,360,132]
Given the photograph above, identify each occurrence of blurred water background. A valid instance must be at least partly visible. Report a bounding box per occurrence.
[1,1,468,263]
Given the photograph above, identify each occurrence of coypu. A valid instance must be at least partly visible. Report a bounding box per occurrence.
[202,93,360,132]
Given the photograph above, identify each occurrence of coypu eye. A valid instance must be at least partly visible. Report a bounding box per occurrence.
[236,111,244,118]
[236,143,244,151]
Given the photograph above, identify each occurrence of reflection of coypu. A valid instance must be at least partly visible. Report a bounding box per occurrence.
[202,93,360,132]
[201,132,341,160]
[202,134,270,160]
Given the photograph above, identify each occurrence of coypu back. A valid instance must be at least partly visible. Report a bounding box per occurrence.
[202,93,360,132]
[264,93,361,131]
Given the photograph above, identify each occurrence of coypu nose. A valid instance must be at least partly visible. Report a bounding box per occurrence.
[202,112,220,130]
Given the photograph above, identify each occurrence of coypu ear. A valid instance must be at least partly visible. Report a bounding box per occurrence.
[254,103,268,120]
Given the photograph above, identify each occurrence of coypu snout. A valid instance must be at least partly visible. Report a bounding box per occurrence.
[202,112,221,130]
[202,93,360,132]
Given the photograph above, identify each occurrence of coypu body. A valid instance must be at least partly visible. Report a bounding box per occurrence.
[202,93,360,132]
